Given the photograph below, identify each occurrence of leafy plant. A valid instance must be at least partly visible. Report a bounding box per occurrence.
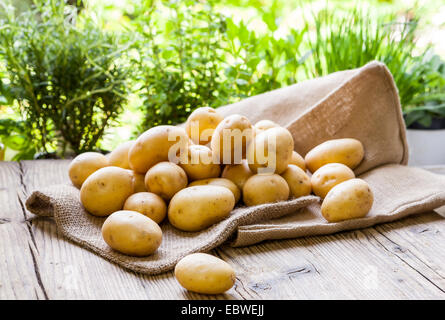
[0,118,37,160]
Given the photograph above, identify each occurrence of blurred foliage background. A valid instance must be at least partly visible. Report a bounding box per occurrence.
[0,0,444,160]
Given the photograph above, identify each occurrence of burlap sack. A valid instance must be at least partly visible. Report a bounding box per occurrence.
[26,61,445,275]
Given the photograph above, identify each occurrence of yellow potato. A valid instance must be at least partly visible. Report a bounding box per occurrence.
[123,192,167,224]
[305,138,364,173]
[254,120,280,134]
[289,151,306,171]
[168,186,235,232]
[80,166,134,216]
[145,162,188,201]
[321,178,373,223]
[107,141,134,169]
[281,165,312,198]
[102,210,162,256]
[311,163,355,199]
[129,125,189,174]
[247,127,294,174]
[185,107,224,145]
[175,253,236,294]
[210,114,254,165]
[243,174,289,206]
[189,178,241,203]
[221,159,253,190]
[129,170,148,193]
[68,152,109,188]
[179,144,221,181]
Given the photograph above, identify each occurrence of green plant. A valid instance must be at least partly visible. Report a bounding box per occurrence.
[0,118,37,160]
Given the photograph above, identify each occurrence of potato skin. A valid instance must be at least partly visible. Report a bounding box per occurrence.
[281,165,312,198]
[129,125,189,174]
[130,171,148,193]
[102,210,162,256]
[189,178,241,203]
[123,192,167,224]
[69,152,108,188]
[243,174,290,206]
[145,162,188,201]
[311,163,355,199]
[179,144,221,181]
[321,178,373,223]
[221,159,253,190]
[185,107,224,145]
[175,253,236,294]
[254,120,280,134]
[289,151,306,171]
[168,186,235,232]
[305,138,364,173]
[108,141,134,169]
[80,167,134,217]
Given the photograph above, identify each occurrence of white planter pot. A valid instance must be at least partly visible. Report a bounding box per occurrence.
[406,129,445,166]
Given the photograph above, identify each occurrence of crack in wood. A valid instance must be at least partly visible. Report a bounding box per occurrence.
[28,243,49,300]
[0,218,11,224]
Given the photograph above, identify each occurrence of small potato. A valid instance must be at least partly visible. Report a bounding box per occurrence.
[247,127,294,174]
[189,178,241,203]
[168,186,235,232]
[243,174,289,206]
[254,120,280,134]
[321,178,373,223]
[68,152,108,188]
[311,163,355,199]
[179,144,221,181]
[129,125,189,174]
[185,107,224,145]
[145,162,188,201]
[129,170,148,193]
[80,167,134,216]
[123,192,167,224]
[281,165,312,198]
[221,159,253,190]
[102,210,162,256]
[175,253,236,294]
[289,151,306,171]
[107,141,134,169]
[305,138,364,173]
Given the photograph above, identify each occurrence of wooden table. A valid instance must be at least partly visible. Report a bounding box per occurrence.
[1,160,445,300]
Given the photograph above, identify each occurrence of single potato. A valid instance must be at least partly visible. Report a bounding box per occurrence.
[80,166,134,216]
[102,210,162,256]
[311,163,355,198]
[243,174,290,206]
[185,107,224,145]
[145,162,188,201]
[281,165,312,198]
[189,177,241,203]
[68,152,108,188]
[175,253,236,294]
[129,170,148,193]
[107,141,134,169]
[179,144,221,181]
[221,159,253,190]
[168,186,235,232]
[321,178,373,223]
[305,138,364,173]
[129,125,189,174]
[123,192,167,224]
[247,127,294,174]
[289,151,306,171]
[254,119,280,134]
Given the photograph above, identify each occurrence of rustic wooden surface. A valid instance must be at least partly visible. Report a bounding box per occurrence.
[1,160,445,300]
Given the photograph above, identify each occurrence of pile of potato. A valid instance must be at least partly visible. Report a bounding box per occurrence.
[68,107,374,294]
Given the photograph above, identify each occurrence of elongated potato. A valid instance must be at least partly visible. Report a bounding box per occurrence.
[107,141,134,169]
[175,253,236,294]
[189,178,241,203]
[281,165,312,198]
[243,174,289,206]
[145,162,188,201]
[311,163,355,198]
[168,186,235,232]
[179,144,221,181]
[305,138,364,173]
[69,152,109,188]
[289,151,306,171]
[123,192,167,224]
[185,107,224,145]
[321,178,373,222]
[102,210,162,256]
[221,159,253,190]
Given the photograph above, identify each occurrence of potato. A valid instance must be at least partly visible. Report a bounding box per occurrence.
[247,127,294,174]
[168,186,235,232]
[185,107,224,145]
[210,114,254,164]
[68,152,108,188]
[123,192,167,224]
[221,159,253,190]
[102,210,162,256]
[80,166,134,216]
[107,141,134,169]
[305,138,364,173]
[243,174,289,206]
[179,144,221,181]
[175,253,236,294]
[129,170,148,193]
[145,162,188,201]
[254,120,280,134]
[289,151,306,171]
[129,125,189,174]
[189,178,241,203]
[321,178,373,223]
[311,163,355,199]
[281,165,312,198]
